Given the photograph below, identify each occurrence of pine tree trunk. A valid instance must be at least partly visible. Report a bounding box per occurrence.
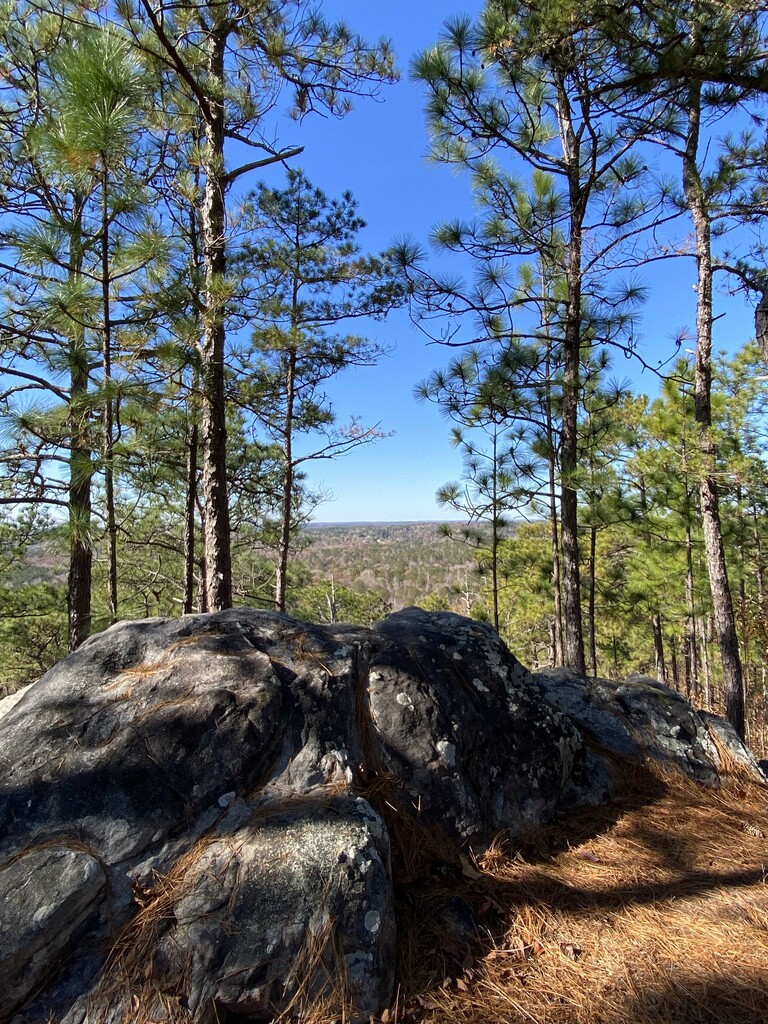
[548,619,557,667]
[652,611,667,684]
[561,317,584,672]
[200,25,233,611]
[326,578,338,623]
[198,503,209,615]
[275,222,303,613]
[737,497,750,721]
[490,425,500,633]
[556,71,585,673]
[700,614,712,709]
[699,473,744,730]
[275,349,297,613]
[183,420,198,614]
[587,524,597,676]
[101,166,118,624]
[752,502,766,606]
[683,81,745,738]
[670,635,680,693]
[67,200,92,651]
[68,427,92,651]
[545,346,564,664]
[550,506,563,665]
[684,513,700,702]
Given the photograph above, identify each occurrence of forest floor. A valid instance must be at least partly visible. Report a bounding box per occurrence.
[315,764,768,1024]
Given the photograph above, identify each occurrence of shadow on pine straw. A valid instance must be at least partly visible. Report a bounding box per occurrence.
[390,763,768,1024]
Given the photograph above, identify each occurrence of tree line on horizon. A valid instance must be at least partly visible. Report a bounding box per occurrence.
[1,0,768,745]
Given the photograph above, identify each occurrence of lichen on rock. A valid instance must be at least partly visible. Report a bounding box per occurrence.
[0,607,763,1023]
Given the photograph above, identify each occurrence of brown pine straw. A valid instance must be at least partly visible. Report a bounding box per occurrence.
[85,762,768,1023]
[89,836,221,1023]
[393,763,768,1024]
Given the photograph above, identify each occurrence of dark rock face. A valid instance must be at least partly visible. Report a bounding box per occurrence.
[370,611,582,849]
[534,668,766,787]
[0,608,763,1024]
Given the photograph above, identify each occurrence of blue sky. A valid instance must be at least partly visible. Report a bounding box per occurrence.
[254,0,758,523]
[262,0,488,523]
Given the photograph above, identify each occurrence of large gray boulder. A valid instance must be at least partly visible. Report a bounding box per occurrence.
[534,667,767,786]
[0,608,763,1024]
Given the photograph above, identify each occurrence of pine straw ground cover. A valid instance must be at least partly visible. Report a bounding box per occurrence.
[385,764,768,1024]
[92,763,768,1024]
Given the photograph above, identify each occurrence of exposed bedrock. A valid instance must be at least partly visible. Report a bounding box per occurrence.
[1,608,763,1023]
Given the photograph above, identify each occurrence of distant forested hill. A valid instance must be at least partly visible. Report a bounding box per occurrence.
[297,522,478,612]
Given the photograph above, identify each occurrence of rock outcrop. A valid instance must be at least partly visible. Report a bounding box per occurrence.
[534,667,766,788]
[0,608,763,1024]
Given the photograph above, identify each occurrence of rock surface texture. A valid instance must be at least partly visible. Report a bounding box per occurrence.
[0,608,764,1023]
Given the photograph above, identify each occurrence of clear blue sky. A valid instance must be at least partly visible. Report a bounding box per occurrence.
[254,0,757,523]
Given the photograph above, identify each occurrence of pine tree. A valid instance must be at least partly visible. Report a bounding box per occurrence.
[41,27,154,625]
[402,1,663,669]
[606,0,768,736]
[237,168,399,611]
[0,11,163,647]
[118,0,397,611]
